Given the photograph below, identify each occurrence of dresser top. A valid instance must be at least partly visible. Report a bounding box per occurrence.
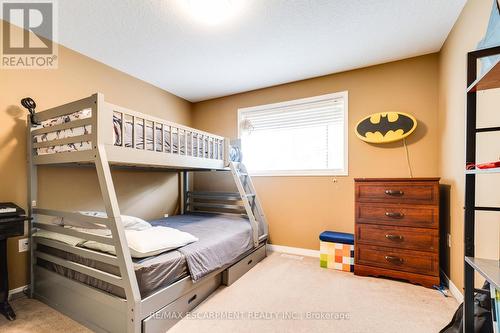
[354,178,440,182]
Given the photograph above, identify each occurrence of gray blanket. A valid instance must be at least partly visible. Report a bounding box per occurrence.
[151,213,253,282]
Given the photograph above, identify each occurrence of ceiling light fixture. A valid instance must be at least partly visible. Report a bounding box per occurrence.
[176,0,246,26]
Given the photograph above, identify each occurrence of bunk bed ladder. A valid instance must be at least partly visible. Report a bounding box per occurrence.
[229,161,267,247]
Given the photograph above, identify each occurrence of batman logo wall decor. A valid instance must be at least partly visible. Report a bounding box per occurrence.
[355,112,417,144]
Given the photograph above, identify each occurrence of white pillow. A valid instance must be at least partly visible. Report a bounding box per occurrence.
[34,229,86,247]
[62,211,152,231]
[82,226,198,258]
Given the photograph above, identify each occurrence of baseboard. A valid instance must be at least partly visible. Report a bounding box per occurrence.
[8,285,28,300]
[442,273,463,303]
[266,244,319,258]
[448,278,463,303]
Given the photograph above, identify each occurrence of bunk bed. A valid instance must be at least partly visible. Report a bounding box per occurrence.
[26,93,269,333]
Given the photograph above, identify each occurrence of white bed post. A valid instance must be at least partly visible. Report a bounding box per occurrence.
[95,91,140,333]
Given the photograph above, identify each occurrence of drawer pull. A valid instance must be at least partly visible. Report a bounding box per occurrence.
[385,234,404,241]
[385,190,404,196]
[385,211,404,218]
[247,259,253,265]
[188,294,197,304]
[385,255,404,264]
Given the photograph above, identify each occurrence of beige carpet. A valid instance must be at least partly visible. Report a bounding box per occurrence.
[0,253,458,333]
[0,296,90,333]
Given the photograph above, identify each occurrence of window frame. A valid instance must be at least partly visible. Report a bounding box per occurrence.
[237,91,349,177]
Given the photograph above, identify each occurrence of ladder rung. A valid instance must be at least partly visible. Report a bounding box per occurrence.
[239,172,248,177]
[192,202,244,210]
[244,193,256,198]
[188,191,242,200]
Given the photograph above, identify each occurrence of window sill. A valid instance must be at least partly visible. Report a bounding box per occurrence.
[248,170,348,177]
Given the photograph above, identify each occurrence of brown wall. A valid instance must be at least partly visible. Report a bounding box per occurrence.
[438,0,500,291]
[0,22,191,289]
[192,54,440,250]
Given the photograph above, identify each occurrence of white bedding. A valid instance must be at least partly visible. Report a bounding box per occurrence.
[82,227,199,258]
[34,212,199,259]
[33,229,86,247]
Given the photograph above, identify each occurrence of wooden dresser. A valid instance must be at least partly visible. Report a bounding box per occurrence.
[354,178,440,288]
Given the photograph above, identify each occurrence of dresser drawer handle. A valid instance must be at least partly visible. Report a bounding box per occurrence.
[385,234,404,241]
[385,211,404,218]
[385,190,404,196]
[385,255,404,264]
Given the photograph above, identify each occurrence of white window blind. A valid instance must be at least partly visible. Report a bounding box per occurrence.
[238,91,348,176]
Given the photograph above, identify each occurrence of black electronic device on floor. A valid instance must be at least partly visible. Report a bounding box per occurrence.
[0,203,30,321]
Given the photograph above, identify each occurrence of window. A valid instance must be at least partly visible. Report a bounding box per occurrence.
[238,91,348,176]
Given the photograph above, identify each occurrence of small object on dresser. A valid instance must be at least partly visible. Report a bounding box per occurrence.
[319,231,354,272]
[466,161,500,170]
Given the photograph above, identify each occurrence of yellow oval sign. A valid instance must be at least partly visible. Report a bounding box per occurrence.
[355,112,417,144]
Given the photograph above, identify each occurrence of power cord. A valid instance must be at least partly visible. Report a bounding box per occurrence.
[403,138,413,178]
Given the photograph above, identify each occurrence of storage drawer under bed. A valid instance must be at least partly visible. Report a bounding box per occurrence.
[142,273,222,333]
[222,244,266,286]
[142,245,266,332]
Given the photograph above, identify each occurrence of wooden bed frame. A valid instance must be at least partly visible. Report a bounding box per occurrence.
[27,93,269,332]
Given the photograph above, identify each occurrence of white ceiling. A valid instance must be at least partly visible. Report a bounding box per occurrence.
[53,0,466,102]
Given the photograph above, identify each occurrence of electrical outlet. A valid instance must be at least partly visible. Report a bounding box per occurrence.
[18,238,29,252]
[31,200,37,207]
[447,233,452,248]
[164,214,169,218]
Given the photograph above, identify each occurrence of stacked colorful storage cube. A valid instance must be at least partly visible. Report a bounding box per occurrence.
[319,231,354,272]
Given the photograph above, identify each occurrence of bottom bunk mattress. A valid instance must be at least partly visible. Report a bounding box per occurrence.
[36,213,253,298]
[37,243,189,298]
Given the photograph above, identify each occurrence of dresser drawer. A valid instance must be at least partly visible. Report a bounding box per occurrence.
[356,244,438,276]
[355,182,439,205]
[355,203,438,228]
[356,224,438,252]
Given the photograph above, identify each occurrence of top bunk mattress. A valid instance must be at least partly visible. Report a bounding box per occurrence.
[36,213,253,298]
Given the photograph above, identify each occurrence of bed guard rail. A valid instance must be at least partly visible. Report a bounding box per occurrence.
[107,102,226,162]
[29,93,231,167]
[29,95,97,164]
[187,191,247,214]
[32,208,126,292]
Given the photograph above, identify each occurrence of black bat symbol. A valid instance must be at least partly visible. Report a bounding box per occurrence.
[357,114,414,137]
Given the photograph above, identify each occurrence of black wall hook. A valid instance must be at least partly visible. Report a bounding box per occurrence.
[20,97,40,125]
